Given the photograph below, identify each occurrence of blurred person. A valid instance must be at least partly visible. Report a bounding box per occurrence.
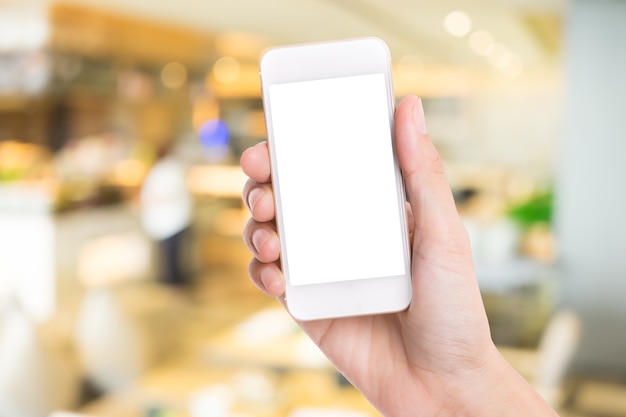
[240,96,559,416]
[140,143,192,287]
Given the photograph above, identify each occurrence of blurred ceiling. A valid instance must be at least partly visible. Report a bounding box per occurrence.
[0,0,564,98]
[32,0,564,70]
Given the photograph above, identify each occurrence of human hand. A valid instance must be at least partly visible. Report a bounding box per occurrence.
[241,95,558,416]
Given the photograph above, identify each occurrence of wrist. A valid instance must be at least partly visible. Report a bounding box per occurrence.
[448,345,559,417]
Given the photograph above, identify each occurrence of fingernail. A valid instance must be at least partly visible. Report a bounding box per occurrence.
[247,187,263,211]
[252,229,269,253]
[413,97,428,135]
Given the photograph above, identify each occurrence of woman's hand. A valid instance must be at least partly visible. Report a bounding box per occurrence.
[241,95,558,417]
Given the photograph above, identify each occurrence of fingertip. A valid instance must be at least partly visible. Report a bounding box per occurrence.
[240,144,252,169]
[396,94,447,181]
[396,95,427,137]
[260,265,286,297]
[241,141,271,183]
[396,95,420,124]
[248,258,266,293]
[250,187,276,223]
[395,96,421,178]
[252,228,280,263]
[248,259,285,297]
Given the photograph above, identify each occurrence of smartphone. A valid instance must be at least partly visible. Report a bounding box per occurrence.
[259,37,412,321]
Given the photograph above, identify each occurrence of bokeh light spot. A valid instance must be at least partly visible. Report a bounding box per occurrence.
[161,62,187,89]
[199,120,230,162]
[212,57,241,84]
[444,11,472,38]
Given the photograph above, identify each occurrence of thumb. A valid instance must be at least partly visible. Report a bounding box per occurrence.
[394,96,470,256]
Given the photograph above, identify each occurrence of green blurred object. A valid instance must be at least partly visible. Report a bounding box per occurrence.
[507,190,553,228]
[0,169,23,182]
[144,405,183,417]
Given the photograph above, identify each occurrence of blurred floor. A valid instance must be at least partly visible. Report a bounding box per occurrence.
[151,232,277,365]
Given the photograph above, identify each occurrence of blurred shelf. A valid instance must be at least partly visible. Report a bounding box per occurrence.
[49,3,214,69]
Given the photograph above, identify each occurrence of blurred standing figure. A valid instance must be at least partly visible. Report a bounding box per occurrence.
[140,144,192,287]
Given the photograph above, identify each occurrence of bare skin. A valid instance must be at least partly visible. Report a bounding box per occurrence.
[241,95,559,416]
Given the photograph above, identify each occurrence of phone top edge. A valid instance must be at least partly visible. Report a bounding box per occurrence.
[260,37,392,88]
[260,36,390,68]
[261,36,389,55]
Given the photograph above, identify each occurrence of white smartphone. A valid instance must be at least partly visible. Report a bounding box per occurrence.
[259,37,412,321]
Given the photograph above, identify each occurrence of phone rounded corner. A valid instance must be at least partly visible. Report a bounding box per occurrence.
[365,36,388,48]
[259,47,272,61]
[391,272,413,311]
[360,36,391,59]
[284,298,314,322]
[259,47,279,72]
[400,290,413,312]
[383,285,412,316]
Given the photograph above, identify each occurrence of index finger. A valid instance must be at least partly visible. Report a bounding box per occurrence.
[241,141,271,184]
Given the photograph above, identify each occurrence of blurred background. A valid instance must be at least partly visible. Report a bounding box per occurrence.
[0,0,625,416]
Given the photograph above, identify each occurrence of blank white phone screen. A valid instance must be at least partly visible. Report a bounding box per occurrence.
[268,73,406,287]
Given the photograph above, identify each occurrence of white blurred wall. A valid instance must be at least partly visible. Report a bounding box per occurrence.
[557,0,626,374]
